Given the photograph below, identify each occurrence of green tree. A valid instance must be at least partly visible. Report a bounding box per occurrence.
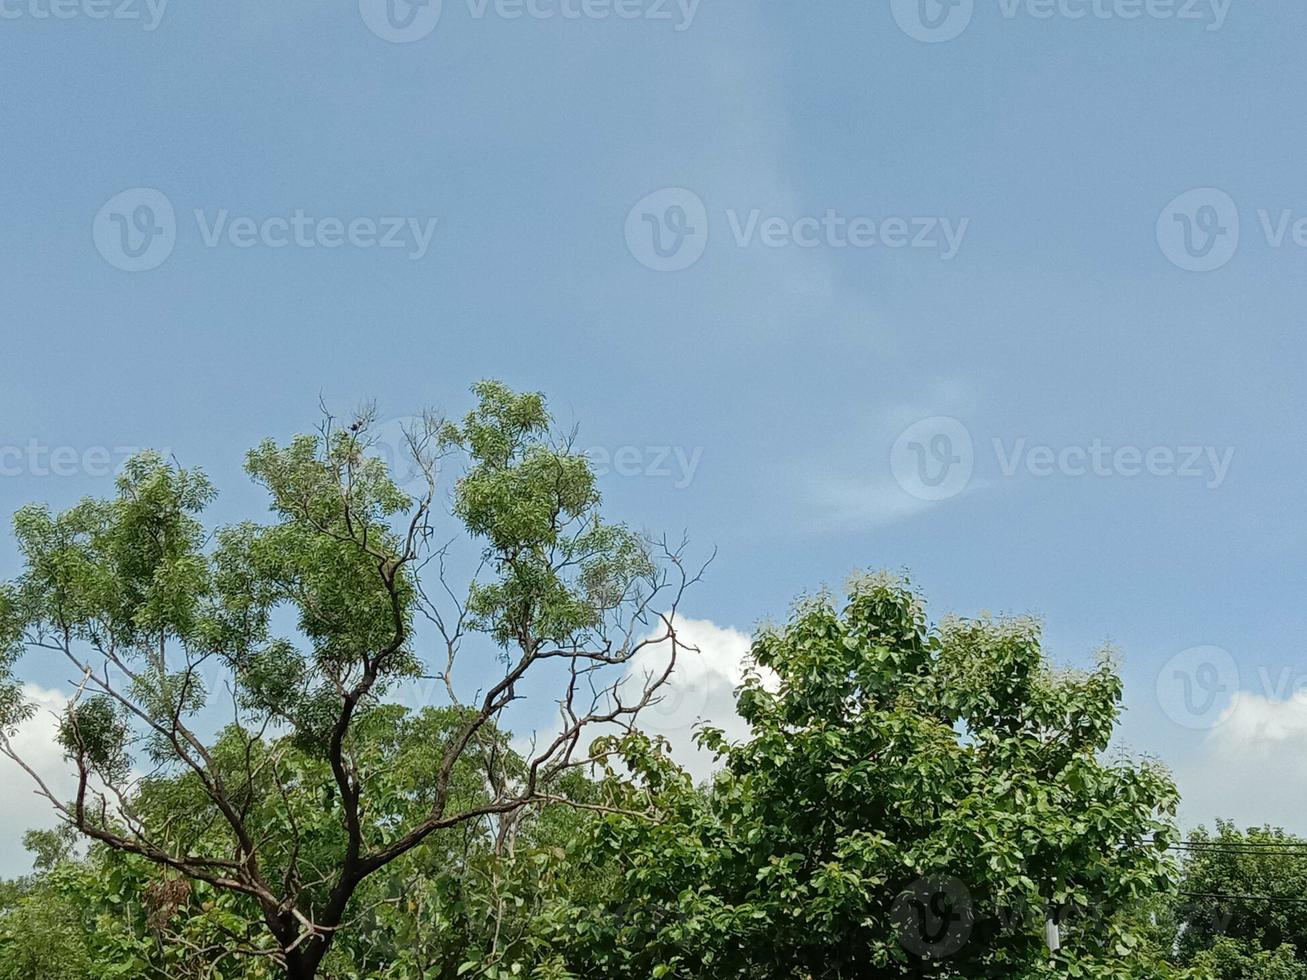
[0,846,276,980]
[513,574,1191,979]
[1174,822,1307,979]
[0,381,700,980]
[0,869,97,979]
[0,707,608,979]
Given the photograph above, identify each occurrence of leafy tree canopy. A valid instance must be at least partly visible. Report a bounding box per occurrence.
[0,381,698,979]
[504,574,1191,979]
[1173,822,1307,980]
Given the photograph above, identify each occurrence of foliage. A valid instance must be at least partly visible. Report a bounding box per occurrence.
[0,379,1258,978]
[0,708,613,980]
[501,574,1192,979]
[1173,822,1307,979]
[0,381,695,979]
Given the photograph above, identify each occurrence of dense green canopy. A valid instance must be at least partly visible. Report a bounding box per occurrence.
[0,385,1286,979]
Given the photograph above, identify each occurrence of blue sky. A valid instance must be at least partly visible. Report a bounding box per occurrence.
[1,0,1305,874]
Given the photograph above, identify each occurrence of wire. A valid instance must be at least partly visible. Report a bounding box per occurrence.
[1174,840,1307,850]
[1143,838,1307,856]
[1181,891,1307,906]
[1166,843,1307,856]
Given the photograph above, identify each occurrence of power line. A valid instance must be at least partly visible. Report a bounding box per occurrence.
[1181,891,1307,906]
[1143,838,1307,855]
[1166,843,1307,857]
[1175,840,1307,850]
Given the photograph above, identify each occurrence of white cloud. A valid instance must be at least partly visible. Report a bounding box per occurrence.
[1175,692,1307,835]
[623,616,760,781]
[0,684,77,877]
[805,384,989,532]
[508,616,764,785]
[1214,691,1307,744]
[809,475,968,532]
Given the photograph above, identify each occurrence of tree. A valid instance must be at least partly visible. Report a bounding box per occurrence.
[0,703,607,979]
[509,574,1191,978]
[0,843,272,980]
[0,381,701,980]
[1173,822,1307,979]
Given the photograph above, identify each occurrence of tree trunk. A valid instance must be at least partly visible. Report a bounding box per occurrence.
[279,876,355,978]
[284,940,328,980]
